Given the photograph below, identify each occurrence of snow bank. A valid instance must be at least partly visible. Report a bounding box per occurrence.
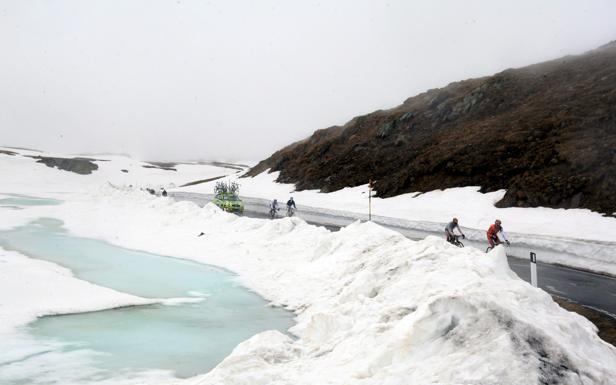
[50,189,616,385]
[177,170,616,275]
[180,170,616,242]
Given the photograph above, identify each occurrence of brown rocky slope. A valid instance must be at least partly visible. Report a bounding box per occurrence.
[247,42,616,215]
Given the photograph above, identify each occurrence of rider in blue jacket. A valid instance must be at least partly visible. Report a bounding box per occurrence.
[286,197,296,209]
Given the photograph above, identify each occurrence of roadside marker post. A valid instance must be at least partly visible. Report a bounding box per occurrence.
[530,252,538,287]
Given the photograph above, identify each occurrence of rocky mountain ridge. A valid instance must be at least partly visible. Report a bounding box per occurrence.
[248,41,616,215]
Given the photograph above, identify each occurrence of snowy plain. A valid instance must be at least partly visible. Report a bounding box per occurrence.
[0,148,243,384]
[1,147,616,385]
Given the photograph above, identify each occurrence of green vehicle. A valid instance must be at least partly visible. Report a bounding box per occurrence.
[212,192,244,213]
[212,181,244,213]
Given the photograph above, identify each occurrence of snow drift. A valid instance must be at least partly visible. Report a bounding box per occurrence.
[186,221,616,385]
[53,190,616,385]
[179,170,616,276]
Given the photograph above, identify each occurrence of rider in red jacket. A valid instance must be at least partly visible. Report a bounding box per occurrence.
[487,219,510,248]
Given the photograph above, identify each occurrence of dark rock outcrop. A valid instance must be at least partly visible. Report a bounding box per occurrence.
[143,162,177,171]
[29,156,99,175]
[0,149,17,156]
[248,42,616,215]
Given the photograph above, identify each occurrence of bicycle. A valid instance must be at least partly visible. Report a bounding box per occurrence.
[286,206,295,217]
[269,207,279,219]
[447,234,465,248]
[485,239,510,253]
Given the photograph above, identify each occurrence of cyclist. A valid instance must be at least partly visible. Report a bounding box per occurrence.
[269,199,279,218]
[286,197,296,216]
[487,219,510,248]
[445,218,465,244]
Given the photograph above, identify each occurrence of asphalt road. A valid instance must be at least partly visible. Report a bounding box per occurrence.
[170,191,616,318]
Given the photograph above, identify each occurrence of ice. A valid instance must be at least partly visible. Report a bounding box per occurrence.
[0,194,62,207]
[0,217,294,384]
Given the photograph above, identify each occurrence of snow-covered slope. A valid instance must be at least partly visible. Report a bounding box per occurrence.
[179,170,616,242]
[52,189,616,385]
[0,147,243,384]
[0,146,241,196]
[2,147,616,385]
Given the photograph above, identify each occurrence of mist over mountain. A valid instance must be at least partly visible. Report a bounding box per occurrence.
[248,41,616,215]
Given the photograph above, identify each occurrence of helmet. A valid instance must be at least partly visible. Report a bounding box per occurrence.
[453,218,458,223]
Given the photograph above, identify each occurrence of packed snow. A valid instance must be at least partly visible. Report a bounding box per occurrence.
[1,147,616,385]
[46,189,616,384]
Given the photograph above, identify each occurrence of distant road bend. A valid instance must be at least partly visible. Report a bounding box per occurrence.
[170,191,616,319]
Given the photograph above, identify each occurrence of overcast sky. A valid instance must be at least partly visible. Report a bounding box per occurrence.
[1,0,616,161]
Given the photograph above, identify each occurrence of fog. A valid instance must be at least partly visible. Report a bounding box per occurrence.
[1,0,615,162]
